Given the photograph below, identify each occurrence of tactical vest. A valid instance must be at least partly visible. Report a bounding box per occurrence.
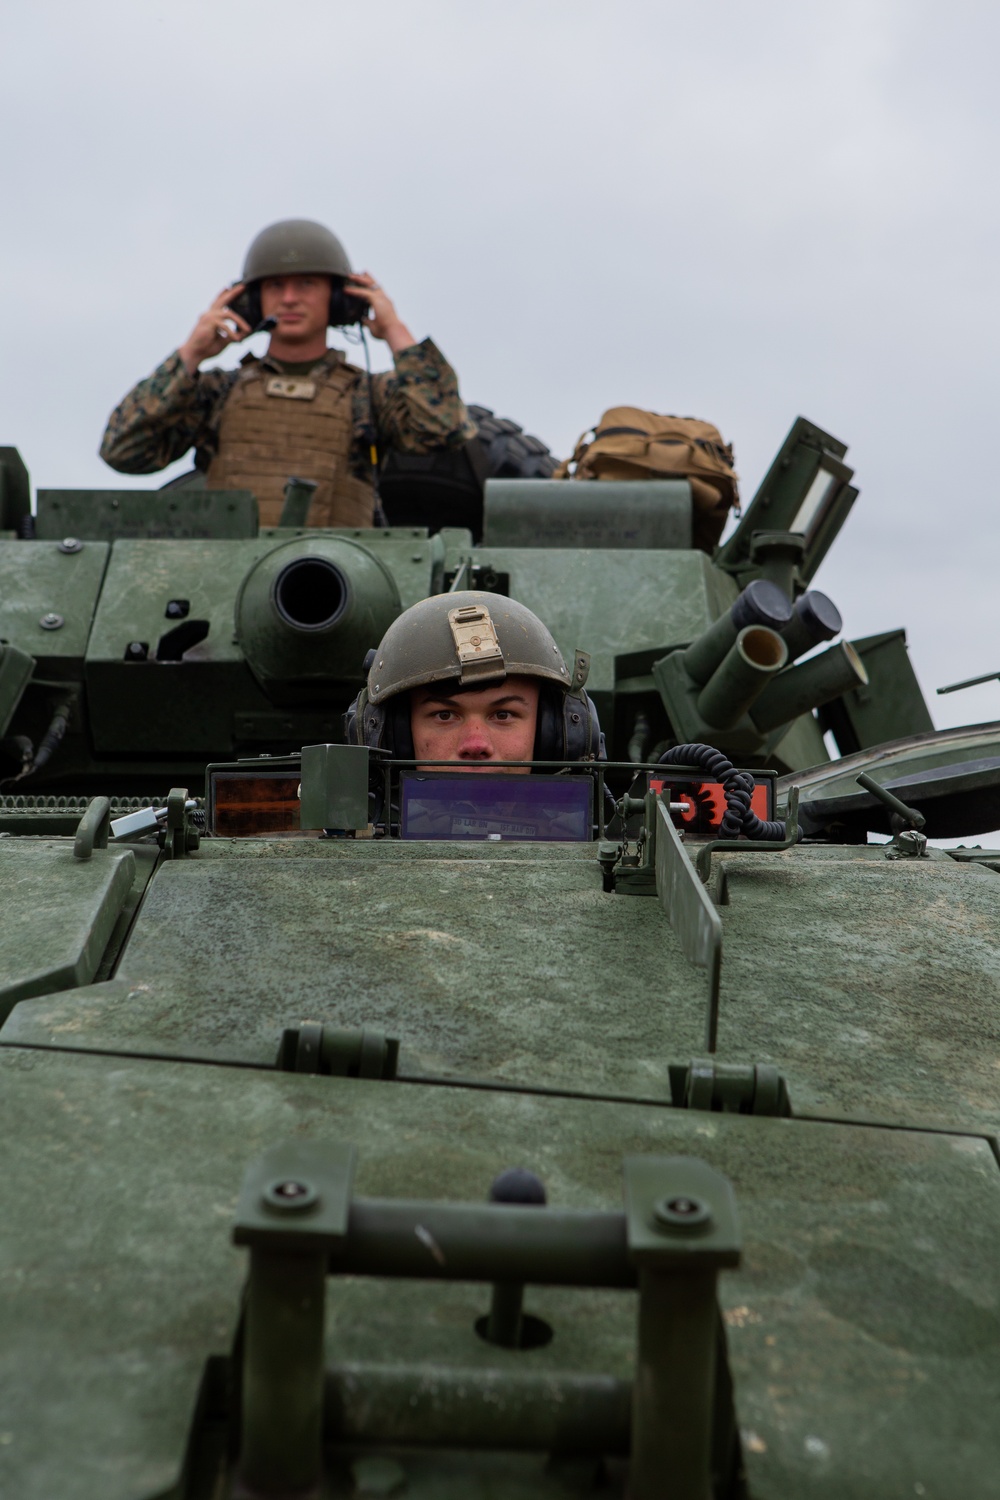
[205,356,375,528]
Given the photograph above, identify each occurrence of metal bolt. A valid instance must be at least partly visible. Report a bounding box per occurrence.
[262,1177,319,1213]
[490,1166,547,1205]
[125,641,147,659]
[39,612,64,630]
[652,1193,713,1233]
[275,1180,308,1199]
[57,537,82,554]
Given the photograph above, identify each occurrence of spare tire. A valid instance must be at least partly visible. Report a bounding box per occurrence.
[378,404,557,540]
[466,405,558,482]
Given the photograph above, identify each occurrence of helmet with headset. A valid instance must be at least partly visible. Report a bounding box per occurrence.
[238,218,365,328]
[344,591,605,763]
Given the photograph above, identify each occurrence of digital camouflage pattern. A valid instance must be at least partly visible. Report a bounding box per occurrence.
[99,338,476,480]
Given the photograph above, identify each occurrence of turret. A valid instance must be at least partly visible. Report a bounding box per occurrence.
[235,535,401,705]
[0,414,936,791]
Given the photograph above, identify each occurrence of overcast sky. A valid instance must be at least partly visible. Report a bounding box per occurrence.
[2,0,999,735]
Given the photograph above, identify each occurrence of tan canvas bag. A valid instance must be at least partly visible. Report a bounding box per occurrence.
[553,407,739,551]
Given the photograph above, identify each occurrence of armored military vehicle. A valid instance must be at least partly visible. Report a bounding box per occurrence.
[1,416,999,1499]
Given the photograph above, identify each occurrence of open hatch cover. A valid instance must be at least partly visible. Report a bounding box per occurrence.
[781,722,1000,838]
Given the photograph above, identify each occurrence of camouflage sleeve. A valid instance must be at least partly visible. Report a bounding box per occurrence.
[360,338,477,457]
[99,352,235,474]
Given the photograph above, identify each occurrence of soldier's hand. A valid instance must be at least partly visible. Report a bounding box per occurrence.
[345,272,416,354]
[179,285,253,375]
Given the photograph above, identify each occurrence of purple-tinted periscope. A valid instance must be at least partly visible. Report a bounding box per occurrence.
[399,773,592,842]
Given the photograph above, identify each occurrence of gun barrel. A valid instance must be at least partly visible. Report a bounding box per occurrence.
[752,640,868,733]
[697,625,789,730]
[278,476,318,529]
[780,590,843,664]
[682,578,792,685]
[236,536,401,703]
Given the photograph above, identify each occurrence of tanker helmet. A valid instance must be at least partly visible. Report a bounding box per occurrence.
[242,219,353,282]
[345,591,605,762]
[240,219,360,328]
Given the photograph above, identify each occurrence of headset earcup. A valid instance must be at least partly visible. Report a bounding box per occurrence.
[345,686,408,755]
[344,688,367,746]
[533,688,564,760]
[534,687,605,761]
[386,698,414,760]
[589,693,607,761]
[563,689,606,761]
[245,283,263,328]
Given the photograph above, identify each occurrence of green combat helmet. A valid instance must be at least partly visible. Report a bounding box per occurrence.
[239,217,362,327]
[346,590,605,761]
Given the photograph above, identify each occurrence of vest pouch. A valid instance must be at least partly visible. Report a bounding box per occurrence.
[206,360,374,528]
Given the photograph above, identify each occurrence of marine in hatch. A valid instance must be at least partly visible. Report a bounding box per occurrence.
[99,217,476,528]
[346,590,605,770]
[345,591,605,839]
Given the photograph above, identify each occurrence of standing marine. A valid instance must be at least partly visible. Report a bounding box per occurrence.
[99,218,476,527]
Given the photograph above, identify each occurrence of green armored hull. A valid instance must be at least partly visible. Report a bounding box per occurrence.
[1,418,998,1498]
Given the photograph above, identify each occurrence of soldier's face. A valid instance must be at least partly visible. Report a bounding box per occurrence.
[259,274,331,342]
[410,677,540,773]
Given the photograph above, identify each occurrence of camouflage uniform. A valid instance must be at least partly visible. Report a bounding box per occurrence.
[100,340,476,480]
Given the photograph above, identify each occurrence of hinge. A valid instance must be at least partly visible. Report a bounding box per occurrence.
[277,1024,399,1080]
[681,1057,791,1117]
[162,786,201,859]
